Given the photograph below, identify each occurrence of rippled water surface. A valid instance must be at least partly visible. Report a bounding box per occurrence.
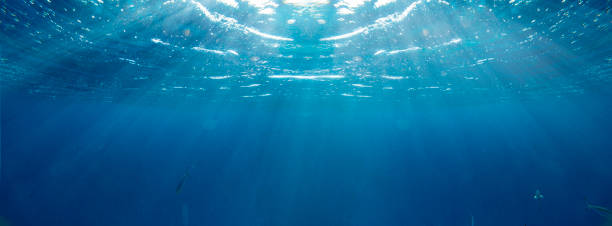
[2,0,610,101]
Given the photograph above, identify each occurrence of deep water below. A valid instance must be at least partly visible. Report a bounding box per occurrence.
[2,91,612,226]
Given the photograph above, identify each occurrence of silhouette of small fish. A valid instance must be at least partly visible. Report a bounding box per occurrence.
[176,172,189,193]
[585,198,612,217]
[176,163,197,194]
[588,204,612,217]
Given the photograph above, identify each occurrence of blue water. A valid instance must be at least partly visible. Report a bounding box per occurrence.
[1,0,612,225]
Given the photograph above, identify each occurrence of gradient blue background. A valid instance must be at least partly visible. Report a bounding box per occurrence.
[2,90,612,226]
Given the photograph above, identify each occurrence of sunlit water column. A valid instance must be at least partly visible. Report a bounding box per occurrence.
[0,85,2,185]
[182,203,189,226]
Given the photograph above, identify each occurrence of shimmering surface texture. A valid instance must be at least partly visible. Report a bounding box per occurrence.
[1,0,610,101]
[1,0,612,225]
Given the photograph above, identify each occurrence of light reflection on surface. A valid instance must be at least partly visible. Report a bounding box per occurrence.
[0,0,610,102]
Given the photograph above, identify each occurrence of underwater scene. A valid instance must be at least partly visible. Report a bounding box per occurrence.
[1,0,612,225]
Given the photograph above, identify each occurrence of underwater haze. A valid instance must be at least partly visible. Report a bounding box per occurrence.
[1,0,612,225]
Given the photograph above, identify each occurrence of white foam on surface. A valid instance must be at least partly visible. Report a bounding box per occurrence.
[240,84,261,87]
[151,38,170,46]
[374,0,396,8]
[381,75,404,80]
[284,0,330,7]
[216,0,239,8]
[387,46,422,55]
[192,47,240,56]
[268,75,344,79]
[184,0,292,41]
[321,27,368,41]
[321,0,423,41]
[209,75,232,80]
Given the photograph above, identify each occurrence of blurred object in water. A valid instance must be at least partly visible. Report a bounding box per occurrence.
[533,189,544,200]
